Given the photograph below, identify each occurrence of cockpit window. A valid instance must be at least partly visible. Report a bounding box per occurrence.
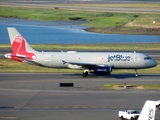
[144,57,152,60]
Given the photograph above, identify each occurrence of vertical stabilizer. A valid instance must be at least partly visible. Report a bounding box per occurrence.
[7,27,37,54]
[6,27,38,61]
[138,100,156,120]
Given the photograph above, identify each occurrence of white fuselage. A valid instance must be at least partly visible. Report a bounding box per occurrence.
[34,51,157,69]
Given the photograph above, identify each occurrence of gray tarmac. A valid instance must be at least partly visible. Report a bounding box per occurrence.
[0,73,160,120]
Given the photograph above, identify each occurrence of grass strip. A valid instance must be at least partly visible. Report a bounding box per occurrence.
[103,84,160,89]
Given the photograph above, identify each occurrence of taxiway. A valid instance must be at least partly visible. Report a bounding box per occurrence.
[0,0,160,13]
[0,73,160,120]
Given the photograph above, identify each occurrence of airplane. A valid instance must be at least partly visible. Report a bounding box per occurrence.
[5,27,157,77]
[138,100,156,120]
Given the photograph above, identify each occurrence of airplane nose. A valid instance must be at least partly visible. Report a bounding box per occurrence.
[152,60,158,67]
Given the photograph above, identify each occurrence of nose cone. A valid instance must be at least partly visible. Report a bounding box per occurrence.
[151,60,158,67]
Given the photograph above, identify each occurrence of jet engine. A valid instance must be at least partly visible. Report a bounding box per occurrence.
[91,66,112,75]
[68,64,83,69]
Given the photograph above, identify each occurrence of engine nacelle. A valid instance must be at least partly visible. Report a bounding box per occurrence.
[92,66,112,75]
[68,64,83,69]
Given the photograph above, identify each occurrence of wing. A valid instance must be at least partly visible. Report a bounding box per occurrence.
[62,60,109,69]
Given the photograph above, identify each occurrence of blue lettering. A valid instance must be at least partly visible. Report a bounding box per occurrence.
[148,109,154,120]
[108,54,131,62]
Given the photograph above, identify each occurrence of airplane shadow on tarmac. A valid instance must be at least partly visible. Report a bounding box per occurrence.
[62,73,160,79]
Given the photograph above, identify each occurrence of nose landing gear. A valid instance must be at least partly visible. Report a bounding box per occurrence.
[134,69,139,77]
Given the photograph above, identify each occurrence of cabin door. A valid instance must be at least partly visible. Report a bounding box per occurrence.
[134,54,139,63]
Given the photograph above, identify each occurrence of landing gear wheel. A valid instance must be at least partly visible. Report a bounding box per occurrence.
[82,72,88,77]
[135,73,139,77]
[134,69,139,77]
[120,116,124,120]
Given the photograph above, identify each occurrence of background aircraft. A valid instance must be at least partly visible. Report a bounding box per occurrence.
[5,28,157,77]
[138,100,156,120]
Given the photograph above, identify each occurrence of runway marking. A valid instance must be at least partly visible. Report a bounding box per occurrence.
[11,106,143,110]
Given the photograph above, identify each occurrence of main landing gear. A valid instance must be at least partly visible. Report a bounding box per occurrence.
[134,69,139,77]
[82,70,89,77]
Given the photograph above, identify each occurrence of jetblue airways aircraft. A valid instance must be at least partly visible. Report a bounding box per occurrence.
[5,28,157,77]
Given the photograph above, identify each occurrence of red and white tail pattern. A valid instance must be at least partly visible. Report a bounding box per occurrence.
[5,28,37,62]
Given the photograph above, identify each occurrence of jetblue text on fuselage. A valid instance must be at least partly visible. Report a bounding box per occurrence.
[108,54,131,62]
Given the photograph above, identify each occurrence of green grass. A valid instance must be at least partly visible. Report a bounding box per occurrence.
[1,43,160,50]
[132,14,160,26]
[85,13,135,28]
[0,6,160,35]
[103,84,115,89]
[102,84,160,89]
[142,84,160,89]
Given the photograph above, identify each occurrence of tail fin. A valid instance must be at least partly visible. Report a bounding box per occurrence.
[138,100,156,120]
[7,27,36,54]
[6,27,37,61]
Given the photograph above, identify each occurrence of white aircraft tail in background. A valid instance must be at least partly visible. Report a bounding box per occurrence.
[138,100,156,120]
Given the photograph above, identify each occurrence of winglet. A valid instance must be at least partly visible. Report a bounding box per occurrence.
[138,100,156,120]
